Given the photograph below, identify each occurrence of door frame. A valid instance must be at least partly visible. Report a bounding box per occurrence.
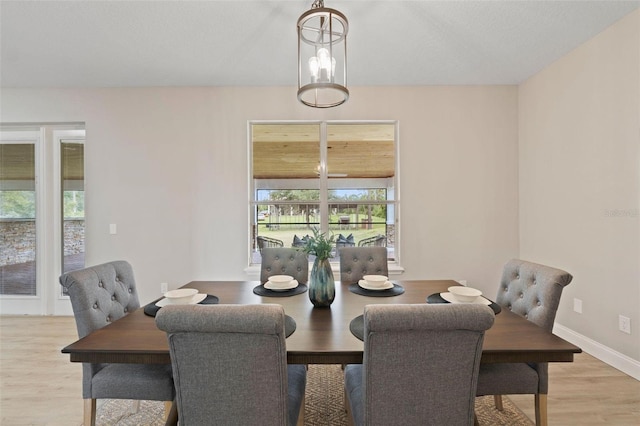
[0,126,84,315]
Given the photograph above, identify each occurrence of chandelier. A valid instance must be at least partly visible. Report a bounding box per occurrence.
[297,0,349,108]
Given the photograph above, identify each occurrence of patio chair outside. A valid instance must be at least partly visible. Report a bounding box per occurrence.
[257,235,284,253]
[357,234,387,247]
[291,234,310,248]
[336,233,356,249]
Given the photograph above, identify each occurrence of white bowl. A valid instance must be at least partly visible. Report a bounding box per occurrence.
[448,286,482,303]
[164,288,198,304]
[363,275,389,288]
[268,275,294,288]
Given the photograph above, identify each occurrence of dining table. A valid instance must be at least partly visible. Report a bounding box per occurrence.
[62,279,581,366]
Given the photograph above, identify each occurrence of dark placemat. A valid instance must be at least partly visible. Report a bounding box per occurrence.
[253,283,308,297]
[426,292,502,315]
[144,296,296,337]
[284,315,296,338]
[350,315,364,341]
[143,294,219,317]
[348,282,405,297]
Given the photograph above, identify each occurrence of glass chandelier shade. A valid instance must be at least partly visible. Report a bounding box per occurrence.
[297,1,349,108]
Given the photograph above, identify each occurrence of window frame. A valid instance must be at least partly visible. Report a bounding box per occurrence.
[248,120,401,268]
[55,130,85,295]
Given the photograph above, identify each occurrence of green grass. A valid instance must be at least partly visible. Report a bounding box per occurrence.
[257,214,387,248]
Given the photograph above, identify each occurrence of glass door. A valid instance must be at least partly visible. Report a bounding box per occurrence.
[0,127,85,315]
[54,131,85,315]
[0,131,42,314]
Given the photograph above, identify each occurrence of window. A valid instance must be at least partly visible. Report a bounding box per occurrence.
[249,121,398,265]
[0,139,37,295]
[60,140,85,275]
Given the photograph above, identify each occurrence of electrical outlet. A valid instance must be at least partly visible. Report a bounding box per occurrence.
[619,315,631,334]
[109,223,117,234]
[160,282,168,294]
[573,298,582,314]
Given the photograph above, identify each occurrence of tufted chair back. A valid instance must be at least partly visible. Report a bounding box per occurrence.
[496,259,573,332]
[60,260,140,339]
[344,304,495,426]
[156,304,307,425]
[60,260,142,398]
[476,258,574,423]
[339,247,388,285]
[260,248,309,284]
[60,260,174,424]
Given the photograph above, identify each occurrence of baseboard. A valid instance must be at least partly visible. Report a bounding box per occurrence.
[554,323,640,381]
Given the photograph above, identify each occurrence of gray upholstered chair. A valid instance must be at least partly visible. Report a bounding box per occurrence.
[344,304,495,426]
[339,246,388,285]
[59,260,175,426]
[260,247,309,284]
[155,304,306,426]
[476,259,573,426]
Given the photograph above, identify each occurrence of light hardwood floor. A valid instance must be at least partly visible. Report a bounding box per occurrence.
[1,315,639,425]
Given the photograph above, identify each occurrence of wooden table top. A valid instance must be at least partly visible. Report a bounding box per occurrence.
[62,280,581,365]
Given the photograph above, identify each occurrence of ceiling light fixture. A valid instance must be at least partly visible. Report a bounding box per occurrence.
[297,0,349,108]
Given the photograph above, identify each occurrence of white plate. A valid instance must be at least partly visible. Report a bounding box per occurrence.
[156,293,207,307]
[264,279,299,291]
[440,292,491,305]
[358,280,394,291]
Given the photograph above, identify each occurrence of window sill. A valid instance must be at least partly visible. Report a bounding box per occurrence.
[244,263,405,280]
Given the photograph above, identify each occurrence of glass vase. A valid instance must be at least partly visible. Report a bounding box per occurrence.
[308,257,335,308]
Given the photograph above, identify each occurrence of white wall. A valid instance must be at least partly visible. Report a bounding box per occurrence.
[519,10,639,363]
[0,86,519,306]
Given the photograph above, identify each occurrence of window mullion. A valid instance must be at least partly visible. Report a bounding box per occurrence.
[319,122,328,233]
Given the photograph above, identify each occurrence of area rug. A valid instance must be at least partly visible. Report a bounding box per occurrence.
[97,365,533,425]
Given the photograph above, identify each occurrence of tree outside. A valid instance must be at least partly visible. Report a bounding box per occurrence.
[256,188,389,249]
[0,190,84,219]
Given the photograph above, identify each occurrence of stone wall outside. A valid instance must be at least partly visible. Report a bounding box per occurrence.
[386,223,395,247]
[0,219,84,267]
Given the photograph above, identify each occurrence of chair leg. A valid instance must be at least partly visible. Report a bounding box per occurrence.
[83,398,96,426]
[535,393,548,426]
[493,394,504,411]
[163,401,173,421]
[164,400,178,426]
[296,394,305,426]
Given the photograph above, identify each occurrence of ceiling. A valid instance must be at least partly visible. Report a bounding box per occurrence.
[1,1,638,88]
[252,123,395,179]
